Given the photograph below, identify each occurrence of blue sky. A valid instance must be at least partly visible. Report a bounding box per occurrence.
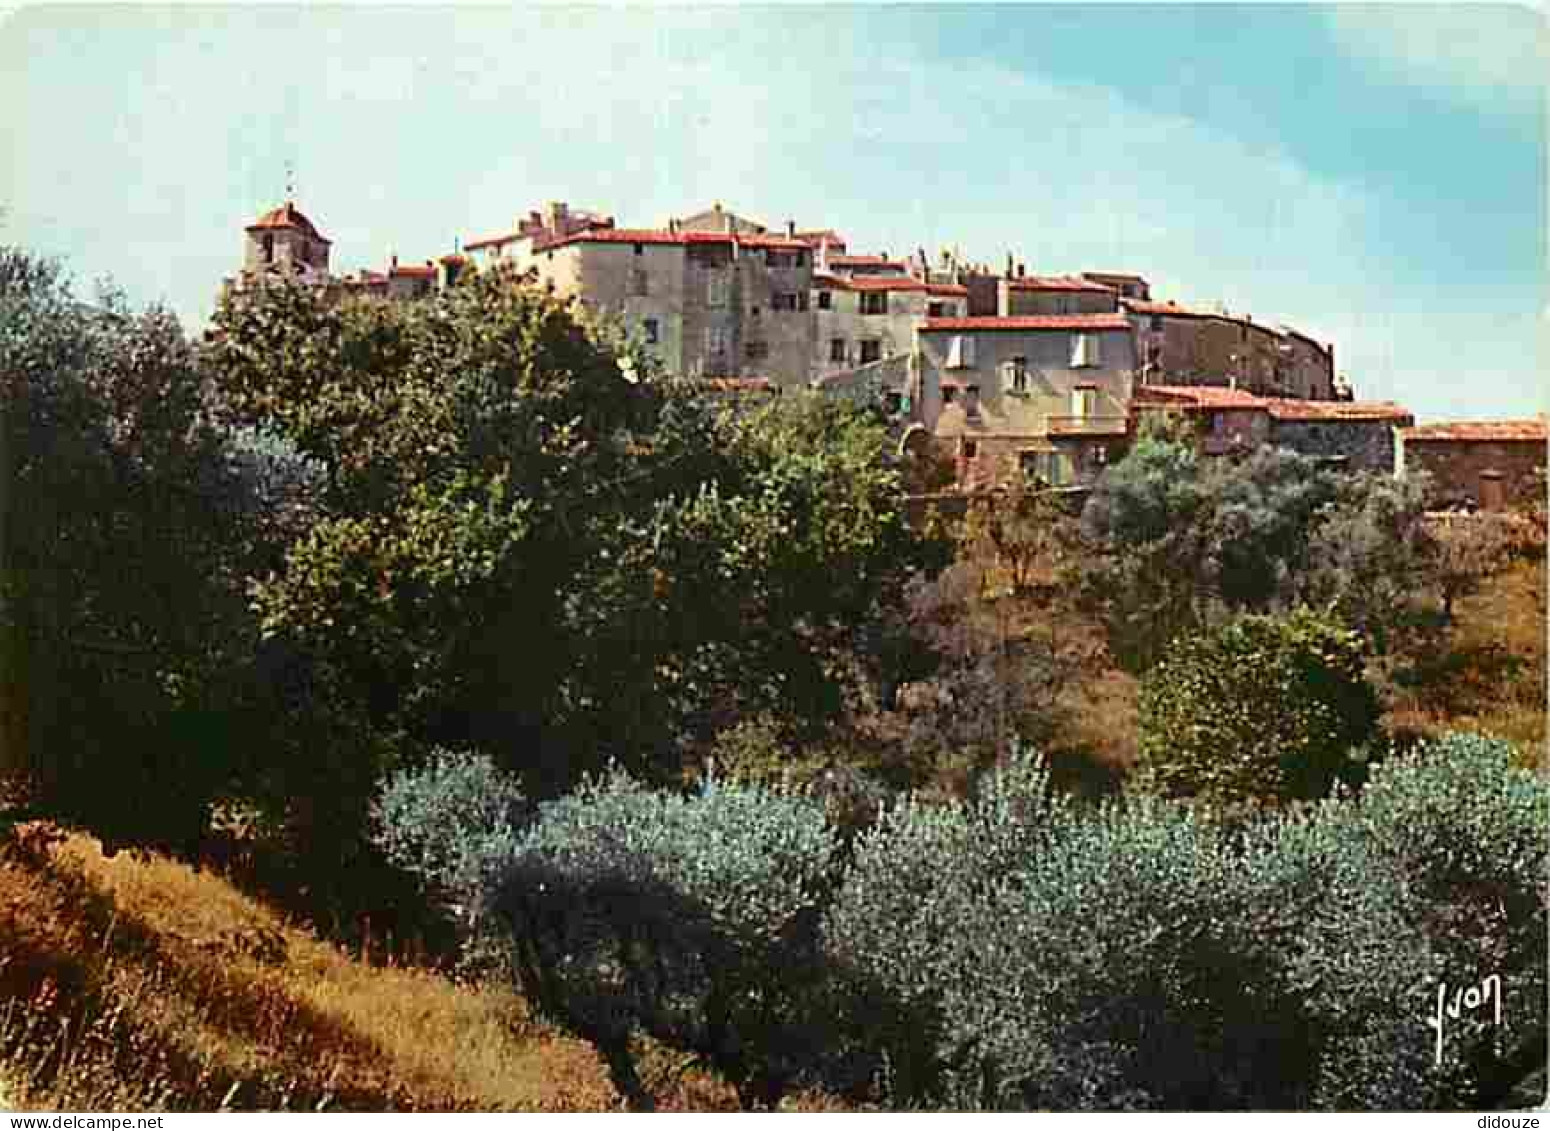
[2,3,1544,421]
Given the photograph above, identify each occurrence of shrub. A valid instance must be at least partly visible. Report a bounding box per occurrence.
[491,771,839,1110]
[1348,734,1548,1106]
[1135,608,1379,807]
[371,749,529,933]
[823,752,1078,1108]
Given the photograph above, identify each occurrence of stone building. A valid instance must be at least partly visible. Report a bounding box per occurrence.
[915,313,1137,488]
[1131,385,1414,473]
[1395,420,1548,510]
[1122,298,1335,401]
[219,201,335,304]
[999,274,1121,317]
[811,273,967,381]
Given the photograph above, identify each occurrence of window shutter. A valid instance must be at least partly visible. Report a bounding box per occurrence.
[1089,333,1102,366]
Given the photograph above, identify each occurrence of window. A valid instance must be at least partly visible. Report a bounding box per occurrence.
[643,318,660,345]
[829,338,847,363]
[772,292,800,312]
[706,326,729,356]
[633,243,644,256]
[961,439,979,460]
[1004,355,1029,393]
[262,234,274,263]
[817,290,833,310]
[860,292,888,315]
[1150,315,1164,332]
[942,385,958,406]
[746,340,769,360]
[1072,387,1098,417]
[630,268,649,297]
[1071,332,1102,368]
[750,305,761,318]
[965,384,982,417]
[1021,450,1072,486]
[859,339,882,364]
[927,301,946,318]
[707,272,729,307]
[946,334,975,369]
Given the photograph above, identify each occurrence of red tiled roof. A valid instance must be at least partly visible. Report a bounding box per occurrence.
[1400,420,1548,442]
[1266,398,1412,423]
[920,314,1132,332]
[1122,299,1220,318]
[537,228,686,251]
[739,233,813,251]
[925,283,969,297]
[389,263,437,279]
[247,202,331,244]
[1133,385,1268,409]
[439,252,469,264]
[795,229,846,248]
[1006,274,1115,293]
[813,273,850,290]
[1083,271,1147,284]
[845,275,927,292]
[827,254,906,269]
[1136,386,1412,422]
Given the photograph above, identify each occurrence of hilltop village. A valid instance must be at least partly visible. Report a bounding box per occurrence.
[221,198,1546,504]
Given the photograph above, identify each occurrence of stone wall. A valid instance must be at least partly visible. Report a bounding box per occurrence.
[1400,438,1546,509]
[1268,418,1400,474]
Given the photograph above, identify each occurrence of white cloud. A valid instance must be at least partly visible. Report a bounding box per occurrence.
[1320,3,1549,111]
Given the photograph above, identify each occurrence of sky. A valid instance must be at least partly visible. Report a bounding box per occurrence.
[1,2,1545,422]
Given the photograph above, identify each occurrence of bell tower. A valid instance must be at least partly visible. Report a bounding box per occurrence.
[241,194,332,280]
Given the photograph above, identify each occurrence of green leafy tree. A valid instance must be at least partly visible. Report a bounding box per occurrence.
[1,248,261,851]
[205,275,944,838]
[1135,608,1379,808]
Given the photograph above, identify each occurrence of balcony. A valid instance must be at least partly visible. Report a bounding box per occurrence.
[1044,414,1130,438]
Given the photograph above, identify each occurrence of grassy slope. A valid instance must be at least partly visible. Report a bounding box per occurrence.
[0,828,743,1112]
[1384,556,1546,766]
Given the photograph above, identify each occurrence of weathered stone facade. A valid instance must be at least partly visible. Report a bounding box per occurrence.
[1125,299,1336,401]
[1396,422,1548,509]
[917,315,1136,488]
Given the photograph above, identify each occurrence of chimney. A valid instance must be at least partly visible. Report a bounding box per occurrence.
[1005,252,1014,277]
[1017,262,1026,278]
[391,254,398,269]
[786,219,796,238]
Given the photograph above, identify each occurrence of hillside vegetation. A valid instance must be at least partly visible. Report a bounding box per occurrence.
[2,244,1544,1111]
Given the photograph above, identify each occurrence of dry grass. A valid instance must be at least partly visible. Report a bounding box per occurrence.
[0,826,745,1111]
[1384,556,1546,768]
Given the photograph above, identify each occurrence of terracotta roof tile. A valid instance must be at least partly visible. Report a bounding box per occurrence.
[925,283,969,297]
[1400,420,1548,442]
[920,314,1132,332]
[827,254,906,269]
[1266,398,1412,423]
[738,234,813,251]
[1006,274,1115,293]
[845,275,927,293]
[1122,299,1221,318]
[389,264,437,279]
[1133,385,1266,409]
[247,202,331,244]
